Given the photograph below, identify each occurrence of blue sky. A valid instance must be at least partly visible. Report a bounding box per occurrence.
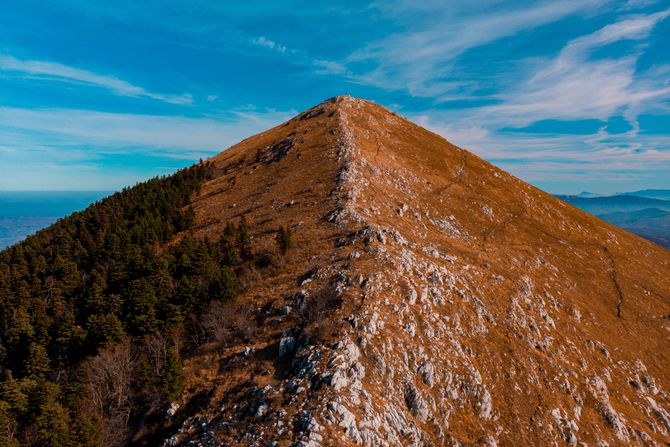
[0,0,669,194]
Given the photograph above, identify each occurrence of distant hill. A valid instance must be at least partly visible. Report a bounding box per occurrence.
[555,194,670,214]
[577,191,601,198]
[597,208,670,249]
[555,194,670,249]
[620,189,670,200]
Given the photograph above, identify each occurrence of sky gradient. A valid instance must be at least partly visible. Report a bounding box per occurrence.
[1,0,669,194]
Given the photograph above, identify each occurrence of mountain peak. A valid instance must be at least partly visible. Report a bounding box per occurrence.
[154,98,670,446]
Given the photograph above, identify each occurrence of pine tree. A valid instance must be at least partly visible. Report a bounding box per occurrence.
[0,373,28,417]
[209,267,237,302]
[70,413,103,447]
[26,343,51,379]
[86,314,126,347]
[0,400,19,447]
[276,225,295,254]
[36,400,71,447]
[125,279,158,335]
[218,223,239,265]
[159,349,185,404]
[236,217,253,261]
[53,311,87,367]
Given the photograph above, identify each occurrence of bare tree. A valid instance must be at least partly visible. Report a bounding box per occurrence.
[84,339,136,447]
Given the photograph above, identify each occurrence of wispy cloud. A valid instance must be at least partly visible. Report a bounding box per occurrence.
[387,6,670,193]
[346,0,606,97]
[250,36,287,53]
[451,9,670,127]
[0,106,294,155]
[0,105,295,189]
[0,54,193,105]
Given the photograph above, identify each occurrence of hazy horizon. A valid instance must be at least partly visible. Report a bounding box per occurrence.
[0,190,111,249]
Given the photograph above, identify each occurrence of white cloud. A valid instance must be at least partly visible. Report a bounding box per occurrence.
[618,0,663,11]
[313,59,346,75]
[251,36,287,53]
[564,8,670,54]
[0,54,193,105]
[466,9,670,128]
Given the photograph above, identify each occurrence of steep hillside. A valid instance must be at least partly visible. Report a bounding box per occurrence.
[161,96,670,446]
[2,96,669,447]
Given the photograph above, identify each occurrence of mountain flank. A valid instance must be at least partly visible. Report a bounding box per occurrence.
[168,96,670,446]
[1,96,669,447]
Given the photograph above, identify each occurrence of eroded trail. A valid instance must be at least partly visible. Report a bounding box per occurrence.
[603,245,625,318]
[483,206,526,242]
[433,147,467,196]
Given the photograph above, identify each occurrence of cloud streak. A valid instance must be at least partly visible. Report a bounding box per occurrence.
[437,8,670,129]
[251,36,287,53]
[346,0,606,97]
[0,105,295,189]
[0,54,193,105]
[0,106,294,155]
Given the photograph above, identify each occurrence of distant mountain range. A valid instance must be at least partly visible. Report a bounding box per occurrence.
[620,189,670,200]
[556,190,670,249]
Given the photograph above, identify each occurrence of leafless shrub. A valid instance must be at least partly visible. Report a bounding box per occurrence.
[298,284,341,324]
[254,246,284,269]
[298,284,343,343]
[201,300,258,345]
[84,339,136,447]
[142,331,182,373]
[236,264,262,291]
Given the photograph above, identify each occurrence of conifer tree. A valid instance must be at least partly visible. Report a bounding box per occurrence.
[36,400,71,447]
[236,217,253,261]
[159,349,185,404]
[26,343,50,379]
[0,400,19,447]
[125,279,158,335]
[218,223,239,265]
[209,267,237,302]
[276,225,295,254]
